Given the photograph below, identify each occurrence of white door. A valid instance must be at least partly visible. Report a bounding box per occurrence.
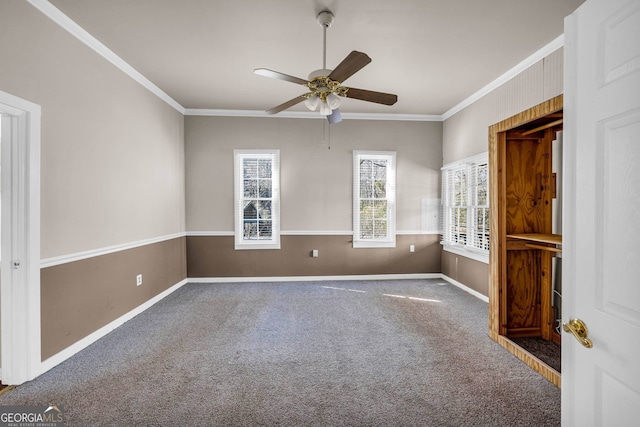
[563,0,640,425]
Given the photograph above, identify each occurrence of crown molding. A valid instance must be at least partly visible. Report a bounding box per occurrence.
[27,0,185,114]
[342,112,443,122]
[27,0,562,124]
[441,34,565,121]
[185,108,443,122]
[25,1,441,123]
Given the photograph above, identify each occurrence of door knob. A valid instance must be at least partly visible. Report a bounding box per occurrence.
[563,318,593,348]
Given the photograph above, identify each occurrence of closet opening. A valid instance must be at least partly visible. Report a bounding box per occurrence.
[488,95,563,387]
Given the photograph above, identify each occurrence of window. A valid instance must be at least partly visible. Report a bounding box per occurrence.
[441,153,489,260]
[234,150,280,250]
[353,151,396,248]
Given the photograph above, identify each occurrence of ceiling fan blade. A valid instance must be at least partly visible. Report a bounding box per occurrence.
[328,51,371,83]
[344,87,398,106]
[266,95,307,115]
[327,108,342,124]
[254,68,309,86]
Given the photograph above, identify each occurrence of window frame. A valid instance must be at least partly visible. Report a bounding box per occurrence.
[352,150,396,249]
[440,152,489,263]
[234,149,280,250]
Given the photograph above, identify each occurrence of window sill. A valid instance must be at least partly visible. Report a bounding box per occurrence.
[441,243,489,264]
[235,240,281,250]
[353,240,396,249]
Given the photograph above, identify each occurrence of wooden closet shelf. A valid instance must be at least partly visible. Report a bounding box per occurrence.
[507,233,562,246]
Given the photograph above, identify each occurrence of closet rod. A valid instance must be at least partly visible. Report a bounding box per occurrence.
[524,243,562,253]
[521,119,563,136]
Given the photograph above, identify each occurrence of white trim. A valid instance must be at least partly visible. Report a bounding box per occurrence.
[282,230,353,236]
[353,240,396,248]
[24,0,563,123]
[186,273,489,302]
[39,273,486,374]
[26,0,185,114]
[441,152,490,255]
[0,90,41,385]
[442,244,489,265]
[40,233,186,268]
[396,230,439,235]
[40,279,188,375]
[188,230,438,237]
[234,150,281,250]
[185,109,443,122]
[442,34,565,120]
[39,230,444,269]
[188,273,441,283]
[340,112,442,122]
[186,231,235,237]
[353,151,397,248]
[440,274,489,303]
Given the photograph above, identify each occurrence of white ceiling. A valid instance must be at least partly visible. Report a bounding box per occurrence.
[47,0,585,116]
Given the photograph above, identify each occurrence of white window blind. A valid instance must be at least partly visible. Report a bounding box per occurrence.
[353,151,396,248]
[441,153,489,256]
[234,149,280,250]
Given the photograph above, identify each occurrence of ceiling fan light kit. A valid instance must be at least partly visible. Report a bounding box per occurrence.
[319,100,332,116]
[254,9,397,124]
[304,94,320,110]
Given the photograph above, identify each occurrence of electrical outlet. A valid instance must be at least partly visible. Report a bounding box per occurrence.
[410,245,415,253]
[312,249,319,258]
[136,274,143,286]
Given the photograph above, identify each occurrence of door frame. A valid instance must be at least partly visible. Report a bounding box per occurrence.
[0,90,41,385]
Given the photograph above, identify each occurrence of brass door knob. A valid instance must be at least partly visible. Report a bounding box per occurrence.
[563,318,593,348]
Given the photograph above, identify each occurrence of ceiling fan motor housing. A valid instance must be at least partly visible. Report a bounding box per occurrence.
[317,11,334,28]
[308,68,332,80]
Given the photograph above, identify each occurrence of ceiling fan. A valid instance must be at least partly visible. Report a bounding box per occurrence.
[254,10,398,124]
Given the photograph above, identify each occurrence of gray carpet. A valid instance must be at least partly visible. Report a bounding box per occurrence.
[0,280,560,426]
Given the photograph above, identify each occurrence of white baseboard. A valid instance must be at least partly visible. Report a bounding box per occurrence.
[189,273,489,302]
[37,273,487,377]
[187,273,442,284]
[39,278,188,375]
[440,274,489,303]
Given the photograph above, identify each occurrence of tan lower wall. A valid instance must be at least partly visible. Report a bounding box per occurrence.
[187,234,441,278]
[441,251,489,297]
[40,237,187,360]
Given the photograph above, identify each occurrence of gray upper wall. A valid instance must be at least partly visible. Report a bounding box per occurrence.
[0,1,185,259]
[442,48,564,164]
[185,117,442,234]
[0,0,562,258]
